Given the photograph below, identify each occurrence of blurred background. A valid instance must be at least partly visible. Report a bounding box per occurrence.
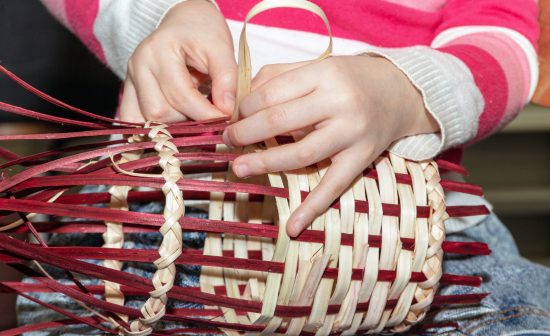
[1,0,550,330]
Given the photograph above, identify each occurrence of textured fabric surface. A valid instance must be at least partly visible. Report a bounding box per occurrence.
[427,213,550,335]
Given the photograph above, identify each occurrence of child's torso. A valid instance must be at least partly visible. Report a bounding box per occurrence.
[217,0,447,48]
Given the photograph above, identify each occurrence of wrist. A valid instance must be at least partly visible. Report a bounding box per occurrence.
[404,87,440,137]
[368,55,440,138]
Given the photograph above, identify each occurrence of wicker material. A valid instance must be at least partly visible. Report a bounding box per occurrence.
[0,1,492,335]
[199,148,447,334]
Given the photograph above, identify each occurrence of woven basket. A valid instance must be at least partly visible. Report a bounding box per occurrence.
[0,1,491,335]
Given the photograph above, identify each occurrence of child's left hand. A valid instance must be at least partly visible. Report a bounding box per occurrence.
[222,55,439,237]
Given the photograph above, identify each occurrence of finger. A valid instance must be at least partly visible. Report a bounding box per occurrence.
[130,66,185,123]
[154,53,225,121]
[231,126,347,179]
[207,44,237,116]
[286,148,374,237]
[240,64,316,118]
[119,77,145,123]
[223,93,326,148]
[251,61,313,91]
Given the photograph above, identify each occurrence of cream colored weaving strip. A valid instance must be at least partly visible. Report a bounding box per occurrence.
[111,122,185,336]
[228,0,333,331]
[200,144,239,336]
[342,168,383,335]
[360,157,398,332]
[231,0,332,123]
[392,160,430,332]
[103,149,142,322]
[304,167,340,332]
[385,154,416,329]
[409,162,445,320]
[335,176,368,331]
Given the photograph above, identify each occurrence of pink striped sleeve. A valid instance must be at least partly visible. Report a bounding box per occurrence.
[40,0,106,63]
[432,0,539,142]
[41,0,190,79]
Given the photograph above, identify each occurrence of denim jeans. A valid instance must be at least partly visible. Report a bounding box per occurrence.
[16,205,550,335]
[425,213,550,335]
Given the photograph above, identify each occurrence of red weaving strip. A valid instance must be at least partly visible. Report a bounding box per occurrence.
[0,199,488,251]
[0,282,116,334]
[0,147,20,161]
[0,101,108,129]
[0,139,125,170]
[0,248,481,285]
[3,275,490,333]
[7,176,489,218]
[67,152,483,196]
[363,169,483,196]
[0,124,228,141]
[4,220,491,257]
[0,318,97,336]
[2,261,490,334]
[0,64,136,127]
[1,280,484,304]
[86,152,238,175]
[0,246,422,282]
[435,159,468,176]
[0,234,488,318]
[0,135,223,193]
[1,272,488,324]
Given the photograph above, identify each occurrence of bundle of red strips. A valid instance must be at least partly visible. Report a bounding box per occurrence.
[0,1,492,334]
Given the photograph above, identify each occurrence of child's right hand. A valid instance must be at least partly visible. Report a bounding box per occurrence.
[120,0,236,123]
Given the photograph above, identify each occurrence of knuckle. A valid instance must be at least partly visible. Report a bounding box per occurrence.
[226,125,246,147]
[127,56,138,75]
[143,32,162,48]
[266,105,289,126]
[257,65,274,78]
[338,87,363,109]
[296,146,316,166]
[146,105,169,121]
[323,58,341,76]
[164,90,188,110]
[258,89,273,107]
[255,154,271,173]
[355,152,371,168]
[327,180,348,198]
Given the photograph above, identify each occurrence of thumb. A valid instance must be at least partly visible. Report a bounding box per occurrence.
[208,47,237,116]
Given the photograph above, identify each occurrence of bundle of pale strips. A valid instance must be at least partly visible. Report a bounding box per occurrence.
[200,147,445,335]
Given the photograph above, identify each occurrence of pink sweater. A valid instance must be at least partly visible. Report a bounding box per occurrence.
[40,0,539,163]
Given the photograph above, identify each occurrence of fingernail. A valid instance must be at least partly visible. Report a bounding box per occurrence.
[288,215,306,238]
[233,163,250,178]
[224,91,235,108]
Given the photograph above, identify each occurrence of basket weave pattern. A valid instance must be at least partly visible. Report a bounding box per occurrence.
[0,112,491,335]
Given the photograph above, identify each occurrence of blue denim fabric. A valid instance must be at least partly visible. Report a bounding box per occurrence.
[16,199,550,335]
[423,213,550,335]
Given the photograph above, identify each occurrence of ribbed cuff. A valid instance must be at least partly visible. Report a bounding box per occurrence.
[121,0,188,76]
[361,46,484,161]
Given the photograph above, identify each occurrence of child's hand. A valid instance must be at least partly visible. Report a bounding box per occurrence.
[223,55,439,237]
[120,0,236,123]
